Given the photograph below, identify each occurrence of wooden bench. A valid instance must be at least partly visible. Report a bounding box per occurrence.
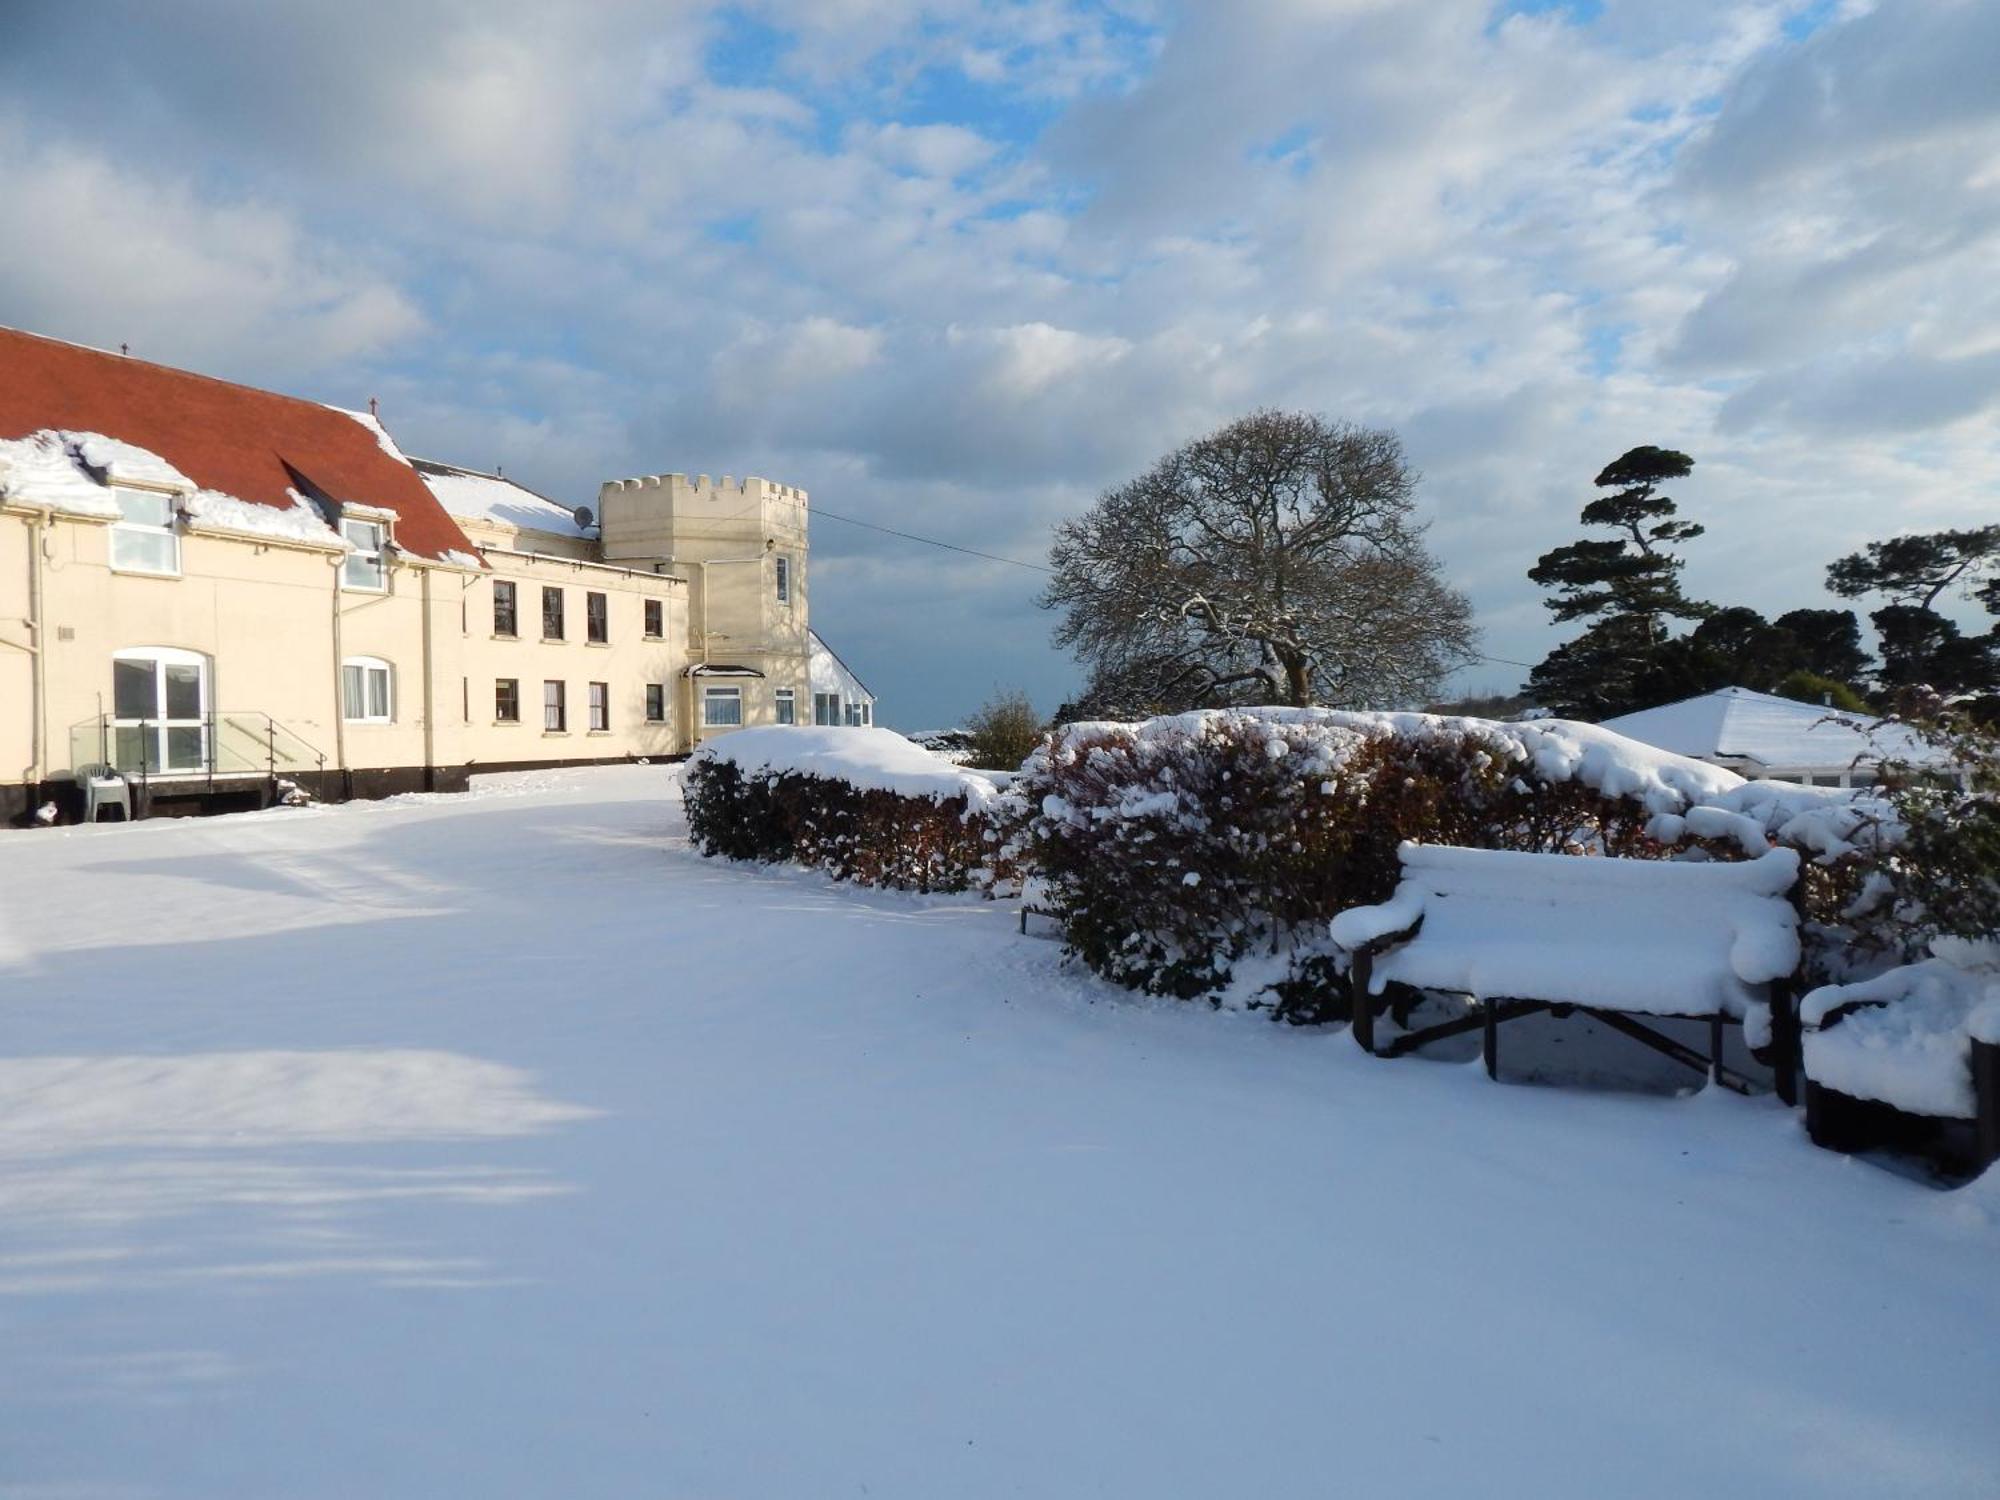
[1800,956,2000,1173]
[1330,844,1803,1095]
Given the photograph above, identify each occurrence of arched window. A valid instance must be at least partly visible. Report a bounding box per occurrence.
[341,656,394,723]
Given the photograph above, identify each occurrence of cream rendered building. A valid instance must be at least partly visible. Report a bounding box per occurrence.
[0,327,853,823]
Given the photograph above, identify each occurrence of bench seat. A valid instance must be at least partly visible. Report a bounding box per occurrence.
[1334,844,1802,1018]
[1331,843,1803,1090]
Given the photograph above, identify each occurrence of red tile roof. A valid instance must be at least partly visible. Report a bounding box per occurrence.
[0,326,475,562]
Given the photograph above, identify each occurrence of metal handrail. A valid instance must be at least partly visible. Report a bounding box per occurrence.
[68,710,330,784]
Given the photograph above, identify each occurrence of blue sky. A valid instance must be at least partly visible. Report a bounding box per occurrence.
[2,0,1995,727]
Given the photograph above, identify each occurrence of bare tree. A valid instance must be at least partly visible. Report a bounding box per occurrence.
[1043,411,1477,710]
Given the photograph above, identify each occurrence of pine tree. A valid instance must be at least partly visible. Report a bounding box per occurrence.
[1526,446,1709,717]
[1825,526,2000,695]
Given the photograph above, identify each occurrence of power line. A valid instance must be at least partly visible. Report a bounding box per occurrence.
[809,503,1538,674]
[811,505,1054,574]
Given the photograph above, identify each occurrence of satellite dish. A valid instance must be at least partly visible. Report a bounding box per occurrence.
[572,505,596,530]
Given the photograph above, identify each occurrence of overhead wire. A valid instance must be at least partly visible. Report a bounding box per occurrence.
[809,504,1536,675]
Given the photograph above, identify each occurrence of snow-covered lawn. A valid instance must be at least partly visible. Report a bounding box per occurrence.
[1,765,1994,1498]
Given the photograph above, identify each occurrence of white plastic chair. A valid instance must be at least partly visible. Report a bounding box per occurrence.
[75,764,133,823]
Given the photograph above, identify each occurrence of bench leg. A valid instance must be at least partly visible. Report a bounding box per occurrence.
[1770,983,1799,1107]
[1483,1001,1498,1081]
[1349,951,1375,1055]
[1973,1039,2000,1172]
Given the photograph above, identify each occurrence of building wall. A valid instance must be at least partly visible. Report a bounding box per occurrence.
[596,472,811,745]
[443,522,689,770]
[1,503,691,820]
[4,461,824,820]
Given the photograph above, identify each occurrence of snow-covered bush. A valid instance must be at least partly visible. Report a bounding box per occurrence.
[684,727,1000,893]
[1843,711,2000,963]
[1002,709,1685,1015]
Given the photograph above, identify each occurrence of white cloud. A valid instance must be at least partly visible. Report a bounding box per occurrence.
[0,125,423,375]
[0,0,1993,724]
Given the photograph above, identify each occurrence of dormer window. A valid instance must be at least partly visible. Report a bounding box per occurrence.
[341,517,387,591]
[109,488,180,576]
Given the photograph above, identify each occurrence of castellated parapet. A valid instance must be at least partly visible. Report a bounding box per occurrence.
[593,469,811,682]
[595,472,808,567]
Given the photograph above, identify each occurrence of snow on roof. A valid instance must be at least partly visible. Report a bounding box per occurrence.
[808,630,874,700]
[1601,687,1950,772]
[0,428,374,550]
[0,326,476,563]
[411,458,591,539]
[691,725,999,806]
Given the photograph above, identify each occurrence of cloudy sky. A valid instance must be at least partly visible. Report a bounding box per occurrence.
[2,0,1994,727]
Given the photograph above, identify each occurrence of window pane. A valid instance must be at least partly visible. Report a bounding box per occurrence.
[543,588,564,638]
[644,599,662,637]
[111,724,148,773]
[115,490,173,527]
[497,679,518,721]
[114,658,158,719]
[166,724,205,771]
[112,526,178,573]
[775,691,795,725]
[704,689,741,727]
[343,553,385,589]
[544,680,564,730]
[494,582,517,635]
[646,684,664,722]
[368,669,390,719]
[163,663,202,719]
[343,664,364,719]
[587,592,607,643]
[775,556,789,601]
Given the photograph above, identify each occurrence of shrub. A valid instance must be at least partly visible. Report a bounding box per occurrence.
[964,689,1047,771]
[1003,710,1686,1018]
[684,755,990,893]
[1865,711,2000,953]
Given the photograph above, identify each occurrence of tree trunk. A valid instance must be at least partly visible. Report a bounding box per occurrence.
[1284,654,1311,707]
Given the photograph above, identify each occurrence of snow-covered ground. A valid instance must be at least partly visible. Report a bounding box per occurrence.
[1,765,1994,1498]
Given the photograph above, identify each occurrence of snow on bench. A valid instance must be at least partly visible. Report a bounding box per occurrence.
[1799,942,2000,1169]
[1330,843,1802,1089]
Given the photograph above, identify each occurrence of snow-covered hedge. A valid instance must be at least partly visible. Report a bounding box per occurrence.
[999,709,1726,1014]
[994,706,1917,1012]
[684,727,1001,893]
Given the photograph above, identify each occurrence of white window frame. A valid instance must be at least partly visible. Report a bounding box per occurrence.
[341,518,388,592]
[588,680,610,731]
[814,691,841,726]
[645,683,666,723]
[544,679,567,732]
[773,688,796,725]
[775,554,791,605]
[110,646,209,773]
[702,685,743,728]
[341,656,394,723]
[109,487,181,576]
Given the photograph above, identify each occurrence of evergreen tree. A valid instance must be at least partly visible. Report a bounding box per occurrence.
[1526,446,1708,717]
[1826,526,2000,695]
[1772,607,1871,685]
